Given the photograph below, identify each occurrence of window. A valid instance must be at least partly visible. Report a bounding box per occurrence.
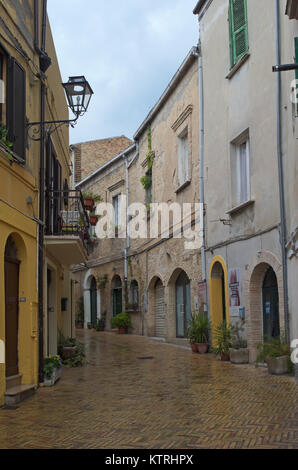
[145,169,152,205]
[229,0,249,68]
[6,57,26,161]
[230,135,250,207]
[177,128,189,187]
[113,194,122,236]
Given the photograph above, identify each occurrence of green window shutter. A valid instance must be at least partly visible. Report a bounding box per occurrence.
[295,37,298,81]
[229,0,248,68]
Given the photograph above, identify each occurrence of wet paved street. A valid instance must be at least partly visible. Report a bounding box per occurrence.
[0,330,297,449]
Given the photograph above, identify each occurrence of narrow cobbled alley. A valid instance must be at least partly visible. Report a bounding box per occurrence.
[0,330,297,449]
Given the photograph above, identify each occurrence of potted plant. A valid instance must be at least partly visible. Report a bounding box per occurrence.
[187,313,199,353]
[229,321,249,364]
[60,337,77,361]
[87,322,93,330]
[95,312,106,331]
[256,334,291,375]
[43,355,62,387]
[213,321,233,361]
[89,213,100,226]
[82,192,102,211]
[195,313,210,354]
[111,312,132,334]
[114,225,119,237]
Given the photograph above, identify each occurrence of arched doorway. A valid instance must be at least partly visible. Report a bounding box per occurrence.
[262,267,280,341]
[155,279,166,338]
[209,258,229,335]
[4,236,20,377]
[176,271,191,338]
[90,276,97,326]
[112,275,122,317]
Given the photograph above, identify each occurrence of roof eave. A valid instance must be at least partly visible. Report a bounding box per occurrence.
[133,46,198,141]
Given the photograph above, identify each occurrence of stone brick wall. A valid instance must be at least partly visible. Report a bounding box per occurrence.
[72,136,133,183]
[73,54,203,340]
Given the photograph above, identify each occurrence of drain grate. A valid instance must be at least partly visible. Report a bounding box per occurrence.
[137,356,155,361]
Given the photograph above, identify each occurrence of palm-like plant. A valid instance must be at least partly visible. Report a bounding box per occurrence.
[213,321,232,356]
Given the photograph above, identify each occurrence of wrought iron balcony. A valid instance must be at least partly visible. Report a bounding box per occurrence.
[45,189,93,261]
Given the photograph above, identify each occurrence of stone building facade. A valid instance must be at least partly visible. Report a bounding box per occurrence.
[74,48,204,342]
[193,0,298,362]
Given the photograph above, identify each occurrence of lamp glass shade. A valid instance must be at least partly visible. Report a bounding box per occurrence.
[62,76,93,116]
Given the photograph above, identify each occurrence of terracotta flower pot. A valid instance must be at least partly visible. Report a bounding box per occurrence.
[76,323,83,329]
[190,343,197,353]
[196,343,209,354]
[87,324,93,330]
[61,346,76,360]
[118,327,126,334]
[90,216,98,226]
[221,352,230,362]
[84,198,94,210]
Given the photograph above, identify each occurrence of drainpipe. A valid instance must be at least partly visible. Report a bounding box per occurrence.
[38,0,47,383]
[275,0,290,343]
[196,22,208,316]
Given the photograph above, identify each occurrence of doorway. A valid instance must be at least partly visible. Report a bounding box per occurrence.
[4,257,19,378]
[112,276,122,317]
[155,279,166,338]
[262,267,280,341]
[90,276,97,326]
[175,271,191,338]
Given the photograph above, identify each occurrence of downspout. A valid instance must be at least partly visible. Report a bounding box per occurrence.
[38,0,47,383]
[196,22,208,316]
[275,0,290,343]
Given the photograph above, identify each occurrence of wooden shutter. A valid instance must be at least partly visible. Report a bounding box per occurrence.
[7,58,26,161]
[229,0,248,68]
[295,38,298,110]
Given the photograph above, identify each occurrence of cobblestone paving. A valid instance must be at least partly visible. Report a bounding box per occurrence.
[0,330,297,449]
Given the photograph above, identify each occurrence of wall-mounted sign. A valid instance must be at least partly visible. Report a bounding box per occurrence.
[198,281,207,305]
[19,298,26,303]
[228,269,241,307]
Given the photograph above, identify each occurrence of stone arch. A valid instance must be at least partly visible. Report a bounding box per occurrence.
[245,251,284,363]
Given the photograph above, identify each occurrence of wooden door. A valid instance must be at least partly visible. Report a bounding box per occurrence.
[5,259,19,377]
[155,281,166,338]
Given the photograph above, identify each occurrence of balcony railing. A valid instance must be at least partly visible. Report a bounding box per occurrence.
[45,189,92,253]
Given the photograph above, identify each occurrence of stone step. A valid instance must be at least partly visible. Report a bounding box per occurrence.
[4,384,37,407]
[6,374,22,390]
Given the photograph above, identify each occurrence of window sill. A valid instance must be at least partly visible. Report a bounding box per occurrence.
[226,53,250,80]
[226,199,255,216]
[175,179,191,194]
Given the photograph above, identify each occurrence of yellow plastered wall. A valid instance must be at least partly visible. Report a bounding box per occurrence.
[209,256,230,346]
[0,206,38,406]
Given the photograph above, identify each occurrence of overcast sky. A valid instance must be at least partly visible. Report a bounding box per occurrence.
[47,1,198,145]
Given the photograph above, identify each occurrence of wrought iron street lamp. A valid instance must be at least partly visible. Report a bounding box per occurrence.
[27,76,94,141]
[62,76,93,118]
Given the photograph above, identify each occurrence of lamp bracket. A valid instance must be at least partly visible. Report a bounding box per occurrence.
[26,116,79,141]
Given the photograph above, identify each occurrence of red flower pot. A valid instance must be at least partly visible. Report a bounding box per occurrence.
[221,352,230,361]
[196,343,209,354]
[90,216,98,226]
[88,324,93,330]
[118,327,126,334]
[190,343,197,353]
[76,323,83,329]
[84,198,94,210]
